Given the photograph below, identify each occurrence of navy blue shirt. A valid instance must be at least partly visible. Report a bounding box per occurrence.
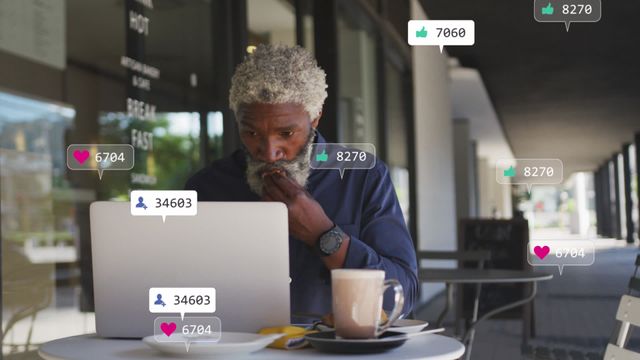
[184,133,418,319]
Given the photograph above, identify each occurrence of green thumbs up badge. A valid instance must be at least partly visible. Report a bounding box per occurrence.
[310,143,376,179]
[408,20,475,53]
[533,0,601,32]
[496,159,563,193]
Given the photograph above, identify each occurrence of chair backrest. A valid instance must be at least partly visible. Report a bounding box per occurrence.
[628,255,640,294]
[604,295,640,359]
[605,345,640,360]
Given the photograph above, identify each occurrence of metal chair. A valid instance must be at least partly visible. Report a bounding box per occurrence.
[603,294,640,359]
[600,254,640,359]
[626,254,640,294]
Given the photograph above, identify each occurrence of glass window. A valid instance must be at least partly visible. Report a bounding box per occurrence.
[1,89,93,354]
[336,12,378,146]
[302,12,315,54]
[208,111,224,162]
[247,0,296,48]
[385,61,411,224]
[385,62,408,168]
[0,0,225,356]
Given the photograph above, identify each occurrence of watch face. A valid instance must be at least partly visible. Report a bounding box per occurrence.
[320,234,340,254]
[320,229,343,255]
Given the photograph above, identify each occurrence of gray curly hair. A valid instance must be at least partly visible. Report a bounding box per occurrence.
[229,44,328,120]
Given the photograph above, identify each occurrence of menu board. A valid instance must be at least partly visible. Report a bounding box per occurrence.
[0,0,65,69]
[457,219,531,319]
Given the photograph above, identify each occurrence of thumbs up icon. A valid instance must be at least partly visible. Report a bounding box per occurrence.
[416,26,427,38]
[315,150,329,162]
[503,166,516,177]
[541,3,554,15]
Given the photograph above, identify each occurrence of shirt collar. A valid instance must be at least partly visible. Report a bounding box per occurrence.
[314,131,327,144]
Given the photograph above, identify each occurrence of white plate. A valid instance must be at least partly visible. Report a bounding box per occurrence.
[143,332,283,356]
[391,319,429,333]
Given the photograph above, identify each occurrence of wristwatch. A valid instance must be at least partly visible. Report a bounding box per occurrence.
[315,224,346,257]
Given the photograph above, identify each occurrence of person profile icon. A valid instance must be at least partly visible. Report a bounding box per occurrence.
[154,294,166,307]
[136,196,147,210]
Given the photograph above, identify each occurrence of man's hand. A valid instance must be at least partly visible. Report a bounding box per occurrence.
[262,172,333,247]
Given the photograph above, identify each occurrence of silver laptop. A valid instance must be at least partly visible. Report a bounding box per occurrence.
[90,201,290,338]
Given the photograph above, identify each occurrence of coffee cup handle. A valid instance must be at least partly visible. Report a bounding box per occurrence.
[374,279,404,337]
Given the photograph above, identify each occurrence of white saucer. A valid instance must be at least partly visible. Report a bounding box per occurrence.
[390,319,429,333]
[143,332,283,356]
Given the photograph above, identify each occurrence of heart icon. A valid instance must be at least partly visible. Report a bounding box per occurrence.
[160,322,177,337]
[73,149,90,165]
[534,245,550,260]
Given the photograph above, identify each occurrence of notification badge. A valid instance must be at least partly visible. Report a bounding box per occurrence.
[496,159,563,193]
[533,0,601,31]
[149,287,216,320]
[310,143,376,179]
[151,316,222,352]
[131,190,198,222]
[527,240,595,275]
[408,20,475,52]
[66,144,134,179]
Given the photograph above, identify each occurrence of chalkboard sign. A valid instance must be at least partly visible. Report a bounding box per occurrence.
[457,218,531,319]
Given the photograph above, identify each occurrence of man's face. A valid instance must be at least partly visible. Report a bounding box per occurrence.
[237,103,319,195]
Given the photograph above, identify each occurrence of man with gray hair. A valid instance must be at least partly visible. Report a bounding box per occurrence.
[186,44,417,320]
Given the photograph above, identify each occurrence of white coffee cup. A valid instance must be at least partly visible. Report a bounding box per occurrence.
[331,269,404,339]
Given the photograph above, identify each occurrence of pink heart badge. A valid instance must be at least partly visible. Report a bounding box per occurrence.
[160,322,176,337]
[73,149,90,165]
[534,245,550,260]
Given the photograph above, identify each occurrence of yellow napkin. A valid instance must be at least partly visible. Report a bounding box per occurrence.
[259,326,318,350]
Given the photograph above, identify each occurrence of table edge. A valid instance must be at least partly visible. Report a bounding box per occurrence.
[39,333,466,360]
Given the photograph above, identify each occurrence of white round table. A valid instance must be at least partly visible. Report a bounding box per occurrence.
[39,333,465,360]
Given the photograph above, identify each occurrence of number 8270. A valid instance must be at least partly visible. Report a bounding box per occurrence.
[336,151,366,162]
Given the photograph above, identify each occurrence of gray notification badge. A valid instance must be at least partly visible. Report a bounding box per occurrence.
[310,143,376,179]
[66,144,135,179]
[534,0,601,31]
[496,158,563,193]
[153,316,222,352]
[527,240,595,275]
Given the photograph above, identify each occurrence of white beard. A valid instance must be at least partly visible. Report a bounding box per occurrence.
[245,130,315,197]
